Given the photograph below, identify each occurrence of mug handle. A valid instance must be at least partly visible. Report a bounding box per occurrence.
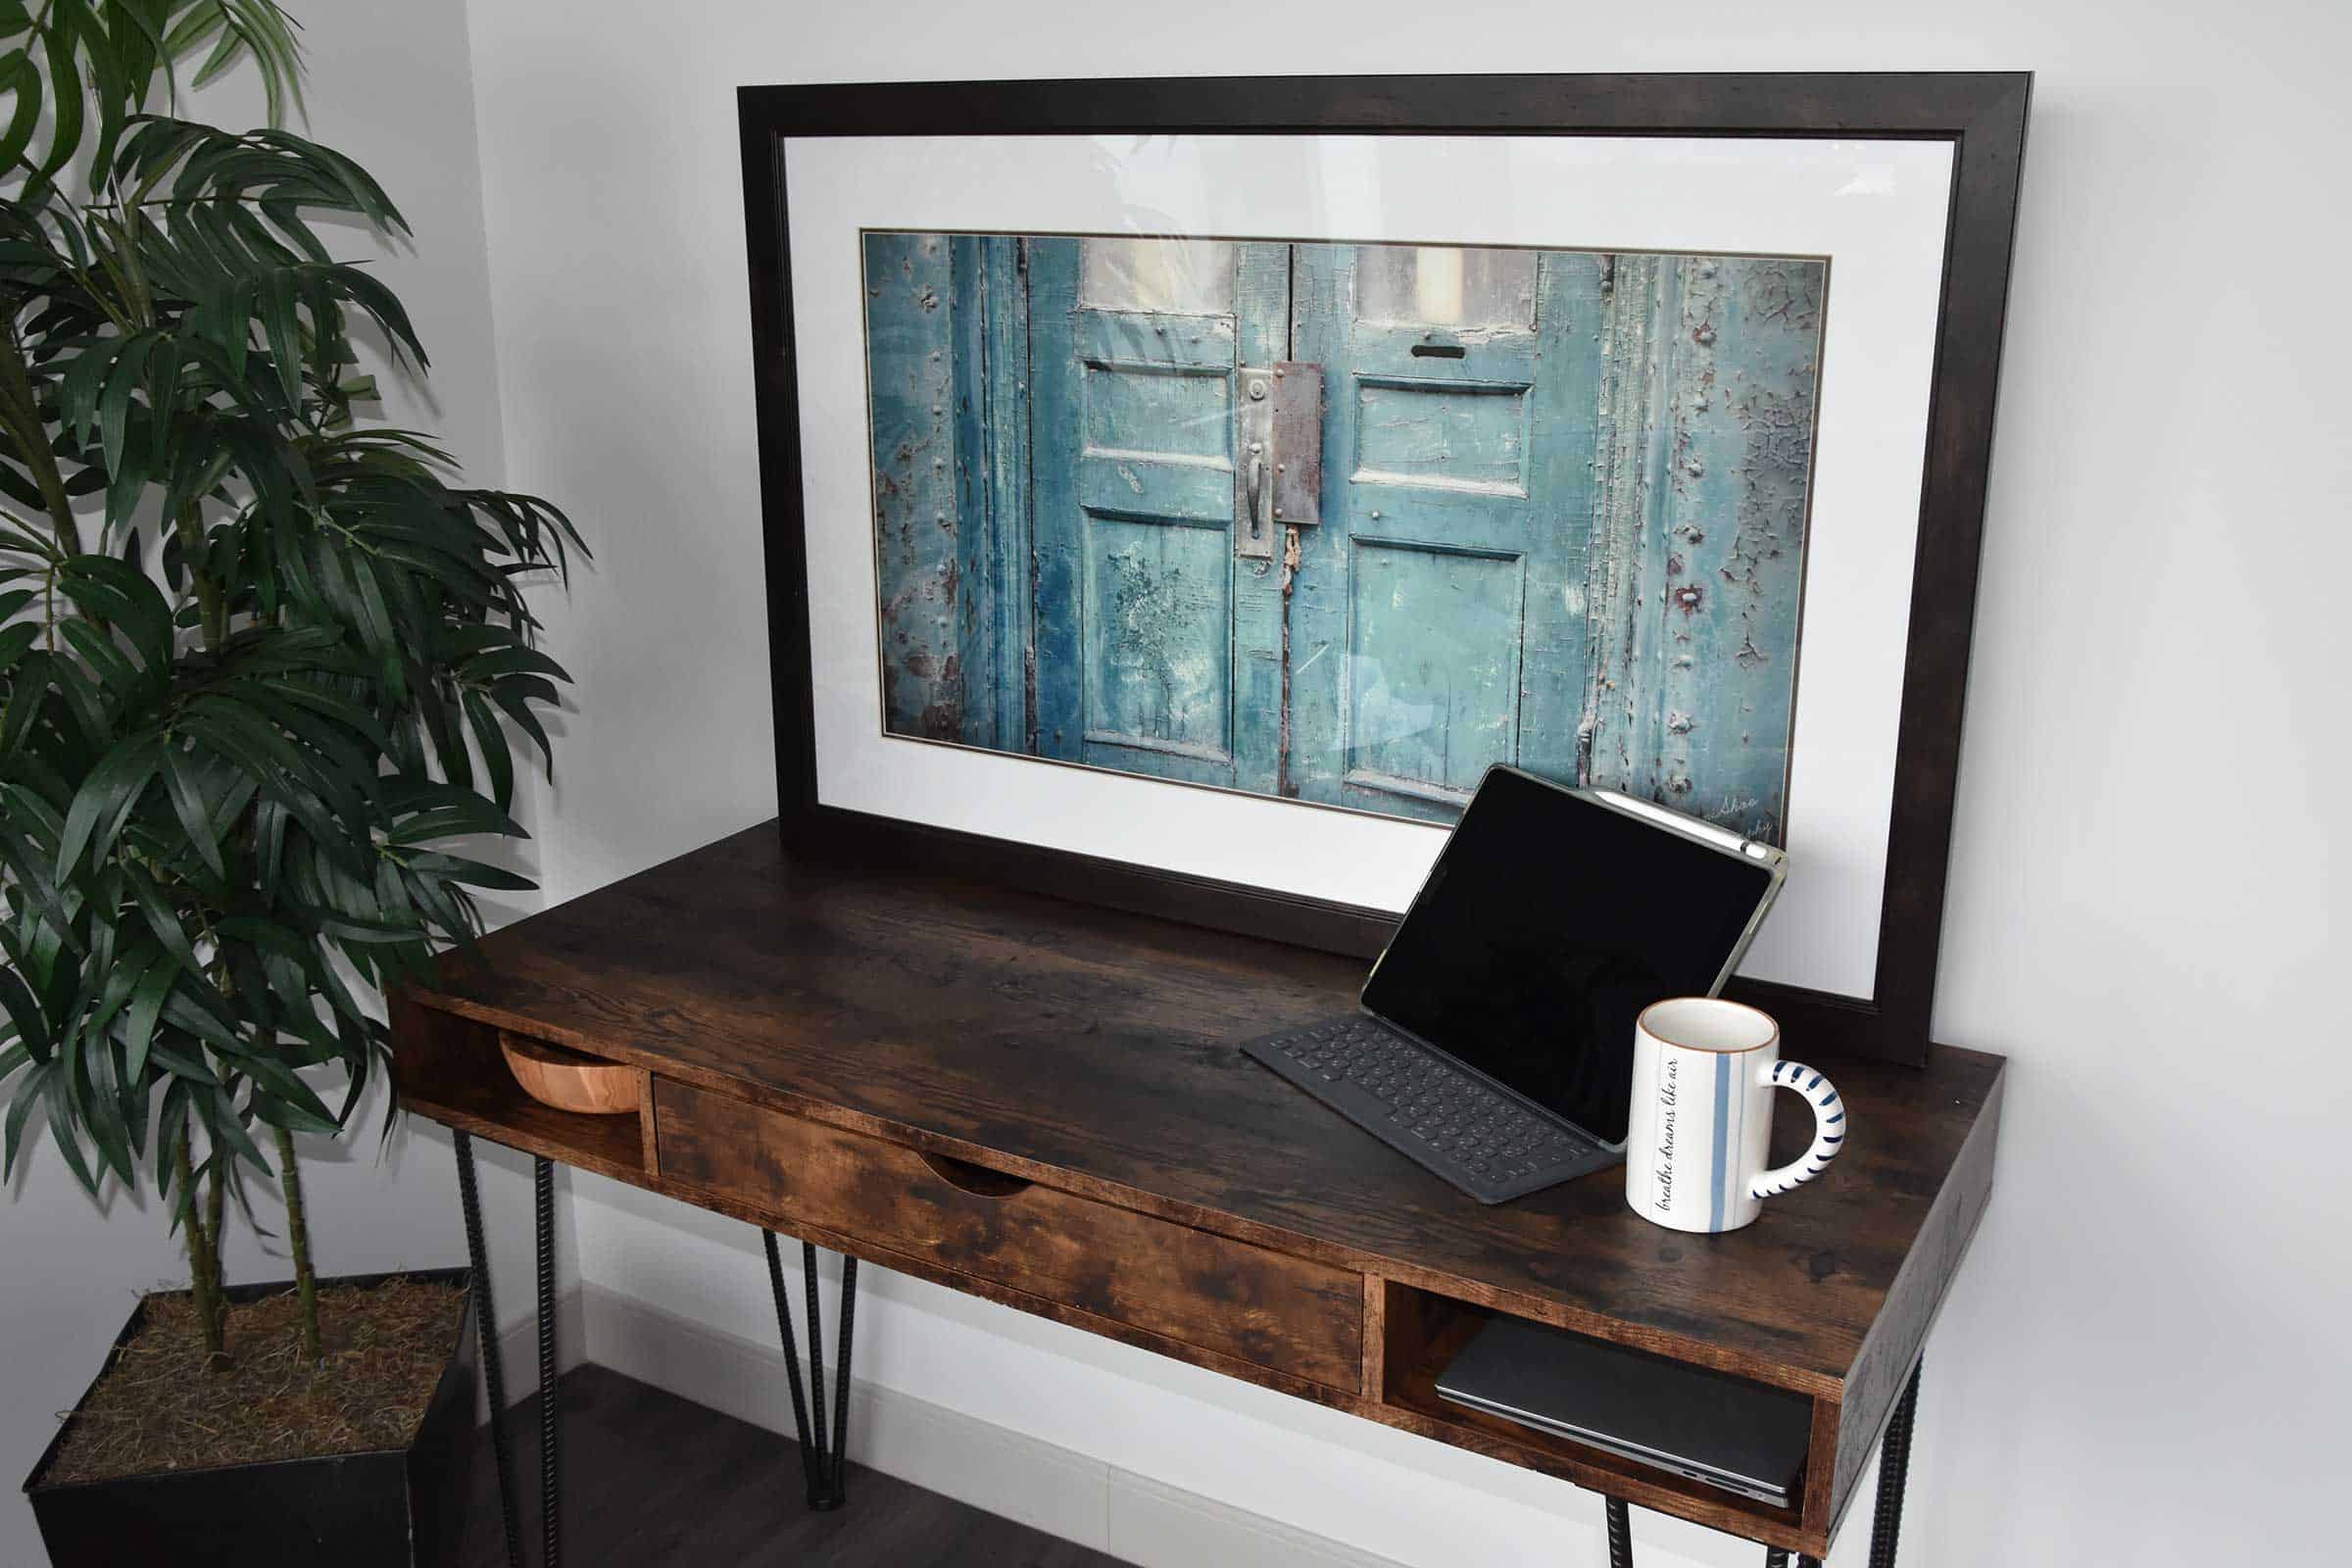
[1750,1060,1845,1200]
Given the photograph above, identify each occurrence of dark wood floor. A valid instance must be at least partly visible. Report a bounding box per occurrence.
[465,1364,1126,1567]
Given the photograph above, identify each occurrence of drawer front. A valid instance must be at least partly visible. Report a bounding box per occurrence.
[654,1080,1362,1391]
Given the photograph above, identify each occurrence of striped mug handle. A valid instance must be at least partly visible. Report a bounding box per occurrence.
[1750,1060,1845,1200]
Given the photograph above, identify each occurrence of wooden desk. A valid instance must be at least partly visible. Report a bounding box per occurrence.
[394,824,2003,1562]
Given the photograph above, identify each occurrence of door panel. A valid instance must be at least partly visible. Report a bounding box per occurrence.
[1082,236,1238,317]
[1029,239,1289,792]
[1353,377,1532,495]
[1082,513,1233,767]
[1075,446,1235,522]
[1084,360,1231,461]
[1290,244,1603,822]
[1346,541,1526,805]
[1354,244,1538,330]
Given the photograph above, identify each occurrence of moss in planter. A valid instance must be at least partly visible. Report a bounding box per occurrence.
[43,1277,467,1485]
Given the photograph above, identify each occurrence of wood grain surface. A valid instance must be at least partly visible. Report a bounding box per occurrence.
[655,1078,1365,1392]
[499,1032,642,1115]
[396,821,2006,1555]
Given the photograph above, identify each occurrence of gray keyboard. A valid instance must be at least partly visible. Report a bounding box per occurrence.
[1242,1014,1616,1204]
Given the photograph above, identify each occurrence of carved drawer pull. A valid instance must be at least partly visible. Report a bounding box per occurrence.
[915,1151,1034,1198]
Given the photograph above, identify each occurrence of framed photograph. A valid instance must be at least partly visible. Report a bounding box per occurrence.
[740,74,2031,1065]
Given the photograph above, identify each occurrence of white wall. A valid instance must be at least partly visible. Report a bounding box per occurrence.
[11,1,2323,1564]
[0,9,569,1563]
[459,2,2352,1563]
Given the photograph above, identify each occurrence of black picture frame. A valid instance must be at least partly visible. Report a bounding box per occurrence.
[738,72,2032,1067]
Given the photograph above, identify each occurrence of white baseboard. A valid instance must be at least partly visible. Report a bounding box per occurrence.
[479,1286,590,1421]
[1106,1470,1407,1568]
[570,1281,1402,1568]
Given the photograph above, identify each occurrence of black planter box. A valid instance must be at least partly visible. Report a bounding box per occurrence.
[23,1267,480,1568]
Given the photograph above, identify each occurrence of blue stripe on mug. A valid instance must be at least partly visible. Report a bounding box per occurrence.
[1709,1050,1734,1232]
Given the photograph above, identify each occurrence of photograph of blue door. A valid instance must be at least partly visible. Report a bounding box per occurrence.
[862,231,1824,844]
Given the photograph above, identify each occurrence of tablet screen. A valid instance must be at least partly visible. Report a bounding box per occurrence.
[1359,768,1777,1145]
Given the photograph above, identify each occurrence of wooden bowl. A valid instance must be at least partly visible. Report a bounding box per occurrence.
[498,1032,639,1115]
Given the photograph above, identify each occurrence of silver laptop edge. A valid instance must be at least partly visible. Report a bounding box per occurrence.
[1434,1386,1791,1506]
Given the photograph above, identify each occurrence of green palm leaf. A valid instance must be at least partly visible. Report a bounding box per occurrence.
[2,2,578,1345]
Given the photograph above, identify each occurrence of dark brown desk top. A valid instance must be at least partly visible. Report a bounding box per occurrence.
[412,823,2002,1401]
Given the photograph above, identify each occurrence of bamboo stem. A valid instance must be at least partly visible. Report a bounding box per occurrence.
[177,503,231,654]
[205,1150,226,1306]
[172,1117,227,1369]
[196,572,226,650]
[274,1124,321,1366]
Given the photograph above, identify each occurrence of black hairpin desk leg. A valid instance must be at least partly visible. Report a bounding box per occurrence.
[1867,1358,1923,1568]
[763,1230,859,1510]
[533,1155,562,1567]
[1761,1356,1923,1568]
[454,1132,522,1568]
[1606,1496,1633,1566]
[452,1136,562,1568]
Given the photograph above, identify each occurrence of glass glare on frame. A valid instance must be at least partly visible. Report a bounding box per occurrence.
[1080,236,1237,316]
[1354,245,1538,329]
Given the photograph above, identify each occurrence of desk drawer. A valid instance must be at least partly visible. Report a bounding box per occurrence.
[653,1080,1362,1391]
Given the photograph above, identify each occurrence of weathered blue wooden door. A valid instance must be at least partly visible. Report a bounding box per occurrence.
[871,233,1819,845]
[1028,237,1291,792]
[1286,246,1604,823]
[1284,245,1818,841]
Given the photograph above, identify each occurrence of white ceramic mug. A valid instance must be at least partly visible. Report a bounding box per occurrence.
[1623,999,1843,1234]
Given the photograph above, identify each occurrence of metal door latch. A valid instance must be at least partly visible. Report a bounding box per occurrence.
[1235,362,1322,560]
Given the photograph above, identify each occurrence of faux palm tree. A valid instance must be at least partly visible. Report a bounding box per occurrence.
[0,1,579,1366]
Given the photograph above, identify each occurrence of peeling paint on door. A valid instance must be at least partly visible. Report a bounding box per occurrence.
[861,231,1825,844]
[1583,256,1822,844]
[863,232,962,740]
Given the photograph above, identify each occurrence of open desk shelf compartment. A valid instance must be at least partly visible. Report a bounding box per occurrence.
[1373,1280,1817,1537]
[390,995,652,1182]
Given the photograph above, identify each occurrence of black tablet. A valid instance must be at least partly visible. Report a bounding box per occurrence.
[1359,766,1784,1147]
